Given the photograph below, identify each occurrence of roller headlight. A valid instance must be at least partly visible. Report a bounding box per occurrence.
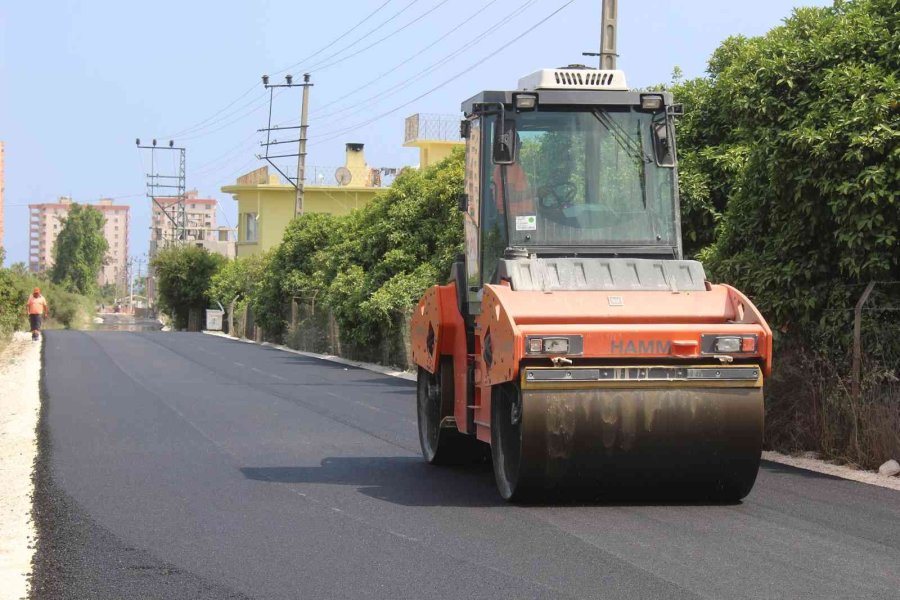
[525,335,583,355]
[714,337,742,353]
[702,334,758,354]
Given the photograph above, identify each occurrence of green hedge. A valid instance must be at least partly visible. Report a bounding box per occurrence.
[243,149,465,348]
[672,0,899,357]
[0,264,95,335]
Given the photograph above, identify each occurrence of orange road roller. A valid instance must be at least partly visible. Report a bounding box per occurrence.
[410,66,772,501]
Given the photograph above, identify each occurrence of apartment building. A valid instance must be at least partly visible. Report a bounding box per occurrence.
[150,190,218,253]
[28,197,130,287]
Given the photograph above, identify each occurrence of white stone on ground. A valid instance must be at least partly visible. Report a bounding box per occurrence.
[878,459,900,477]
[0,332,41,599]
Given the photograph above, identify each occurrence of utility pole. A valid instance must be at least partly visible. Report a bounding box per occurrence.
[599,0,618,70]
[296,73,311,217]
[136,138,187,246]
[137,138,186,317]
[259,73,314,217]
[582,0,618,69]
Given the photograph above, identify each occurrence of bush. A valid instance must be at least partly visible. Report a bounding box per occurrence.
[208,252,272,315]
[252,149,464,347]
[765,343,900,469]
[679,0,900,355]
[0,270,21,336]
[152,246,226,329]
[0,265,95,335]
[663,0,900,466]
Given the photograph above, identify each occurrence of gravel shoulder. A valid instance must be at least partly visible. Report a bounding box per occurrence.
[0,332,42,600]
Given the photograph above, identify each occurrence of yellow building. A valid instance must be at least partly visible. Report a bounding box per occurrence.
[221,144,383,257]
[403,113,464,169]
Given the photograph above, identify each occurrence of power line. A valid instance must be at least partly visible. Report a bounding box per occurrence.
[191,131,260,175]
[154,1,396,143]
[310,0,536,122]
[311,0,576,145]
[273,0,422,76]
[270,0,395,75]
[177,89,285,142]
[177,0,505,172]
[308,0,500,117]
[167,91,271,142]
[307,0,452,74]
[160,83,262,140]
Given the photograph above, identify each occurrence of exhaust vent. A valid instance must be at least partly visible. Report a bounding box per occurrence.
[518,68,628,91]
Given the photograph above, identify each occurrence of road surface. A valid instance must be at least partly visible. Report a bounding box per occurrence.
[33,331,900,599]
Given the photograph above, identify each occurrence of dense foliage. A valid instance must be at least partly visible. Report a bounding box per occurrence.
[208,251,272,315]
[674,0,899,353]
[0,262,94,336]
[152,246,226,329]
[659,0,900,466]
[248,149,465,346]
[50,203,109,295]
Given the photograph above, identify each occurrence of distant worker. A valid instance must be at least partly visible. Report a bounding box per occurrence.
[27,288,49,341]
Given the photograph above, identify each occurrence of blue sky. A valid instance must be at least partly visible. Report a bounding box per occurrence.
[0,0,831,265]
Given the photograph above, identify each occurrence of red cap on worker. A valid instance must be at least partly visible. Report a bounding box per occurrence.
[33,287,41,294]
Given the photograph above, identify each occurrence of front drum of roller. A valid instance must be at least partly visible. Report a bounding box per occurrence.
[491,384,764,501]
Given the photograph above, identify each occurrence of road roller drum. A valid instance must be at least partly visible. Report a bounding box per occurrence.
[491,380,764,500]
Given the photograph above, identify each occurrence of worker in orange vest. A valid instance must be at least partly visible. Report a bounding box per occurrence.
[493,160,535,220]
[26,288,49,341]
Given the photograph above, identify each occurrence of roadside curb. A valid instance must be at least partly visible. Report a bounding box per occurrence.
[202,331,899,493]
[202,331,416,382]
[761,450,900,492]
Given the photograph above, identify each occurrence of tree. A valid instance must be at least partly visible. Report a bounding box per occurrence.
[151,246,226,330]
[323,149,465,346]
[50,203,109,295]
[208,252,271,314]
[249,149,465,345]
[663,0,899,358]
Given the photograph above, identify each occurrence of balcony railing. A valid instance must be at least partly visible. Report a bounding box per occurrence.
[277,165,399,188]
[404,113,461,144]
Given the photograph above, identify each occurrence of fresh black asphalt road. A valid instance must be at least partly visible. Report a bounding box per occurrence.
[34,331,900,599]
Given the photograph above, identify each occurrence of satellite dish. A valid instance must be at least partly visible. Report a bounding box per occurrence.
[335,166,352,186]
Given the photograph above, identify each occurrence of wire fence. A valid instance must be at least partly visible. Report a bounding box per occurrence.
[766,281,900,469]
[274,164,401,188]
[404,113,461,143]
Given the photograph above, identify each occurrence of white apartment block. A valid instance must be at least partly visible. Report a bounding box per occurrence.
[150,190,218,251]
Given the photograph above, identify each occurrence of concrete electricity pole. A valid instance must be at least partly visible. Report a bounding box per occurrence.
[582,0,618,69]
[295,73,311,217]
[260,73,314,217]
[600,0,618,70]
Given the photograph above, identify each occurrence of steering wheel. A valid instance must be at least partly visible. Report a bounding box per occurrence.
[538,182,577,209]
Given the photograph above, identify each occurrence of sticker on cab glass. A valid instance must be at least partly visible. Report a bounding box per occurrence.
[515,215,537,231]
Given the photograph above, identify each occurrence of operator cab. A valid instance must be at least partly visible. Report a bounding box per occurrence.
[458,66,696,315]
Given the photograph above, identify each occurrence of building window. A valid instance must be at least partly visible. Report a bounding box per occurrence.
[245,213,258,242]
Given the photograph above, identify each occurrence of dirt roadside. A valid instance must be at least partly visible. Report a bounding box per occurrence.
[0,332,41,599]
